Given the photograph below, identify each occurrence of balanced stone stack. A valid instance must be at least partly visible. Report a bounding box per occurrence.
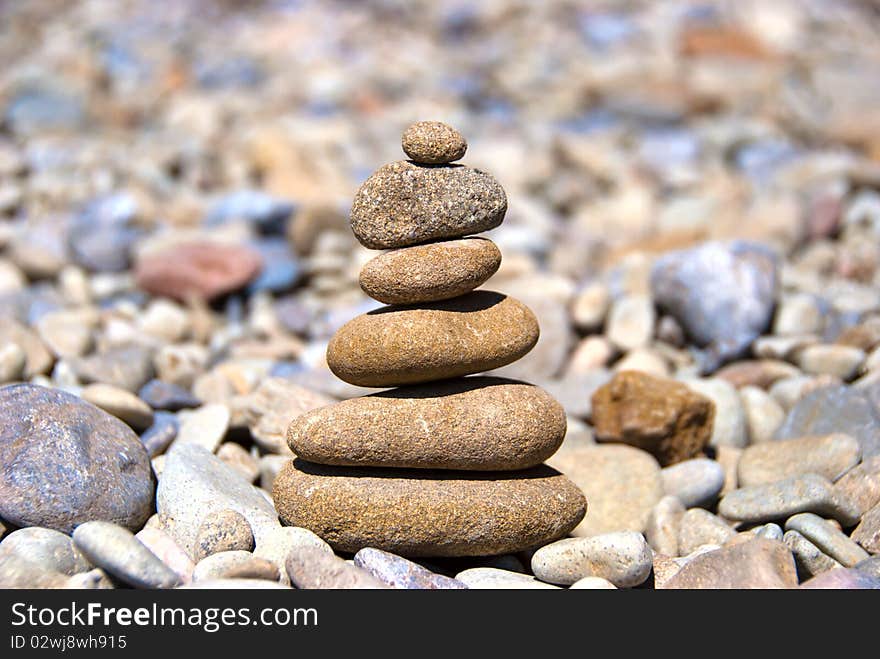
[273,121,586,557]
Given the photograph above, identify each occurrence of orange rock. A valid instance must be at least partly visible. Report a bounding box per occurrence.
[591,370,714,466]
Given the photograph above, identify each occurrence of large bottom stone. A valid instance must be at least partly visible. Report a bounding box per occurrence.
[272,459,586,557]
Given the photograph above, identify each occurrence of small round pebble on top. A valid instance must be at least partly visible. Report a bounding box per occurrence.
[402,121,467,164]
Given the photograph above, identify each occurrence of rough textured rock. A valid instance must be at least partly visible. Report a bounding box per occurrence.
[72,521,180,589]
[833,455,880,518]
[591,371,715,466]
[651,241,778,372]
[0,384,154,534]
[774,385,880,458]
[134,242,263,302]
[661,538,798,589]
[548,444,662,537]
[156,443,280,557]
[289,377,565,470]
[853,503,880,554]
[350,160,506,249]
[194,510,255,561]
[530,532,653,588]
[272,459,586,557]
[193,551,280,583]
[401,121,467,164]
[285,546,388,589]
[738,434,861,487]
[359,238,500,305]
[327,291,538,387]
[353,548,468,589]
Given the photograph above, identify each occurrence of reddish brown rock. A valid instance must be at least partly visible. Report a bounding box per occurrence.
[134,243,262,302]
[272,459,586,557]
[591,370,715,466]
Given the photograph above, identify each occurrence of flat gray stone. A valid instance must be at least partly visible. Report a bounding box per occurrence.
[775,385,880,458]
[72,521,180,589]
[719,473,861,526]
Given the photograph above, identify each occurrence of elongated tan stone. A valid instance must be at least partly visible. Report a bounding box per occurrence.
[350,161,506,249]
[327,291,539,387]
[289,377,565,470]
[272,460,586,557]
[359,238,501,305]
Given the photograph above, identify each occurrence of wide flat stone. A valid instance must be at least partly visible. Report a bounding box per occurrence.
[661,538,798,589]
[272,459,586,557]
[289,377,565,470]
[738,433,861,487]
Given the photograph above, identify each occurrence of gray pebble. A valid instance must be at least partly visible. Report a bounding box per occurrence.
[661,458,725,508]
[783,530,842,579]
[751,523,784,541]
[784,512,869,567]
[353,548,467,589]
[531,531,652,588]
[0,527,92,575]
[719,473,861,526]
[64,569,115,589]
[72,521,180,589]
[0,554,69,588]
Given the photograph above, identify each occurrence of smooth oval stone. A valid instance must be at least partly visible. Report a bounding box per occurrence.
[289,377,565,471]
[0,384,154,534]
[359,238,501,305]
[194,509,255,561]
[80,383,154,430]
[401,121,467,164]
[718,473,860,526]
[350,160,506,249]
[661,458,725,508]
[327,291,538,387]
[531,531,653,588]
[645,496,685,556]
[353,548,467,589]
[784,512,869,567]
[0,527,92,576]
[569,576,618,589]
[72,521,180,589]
[193,551,279,583]
[273,459,586,557]
[738,433,861,487]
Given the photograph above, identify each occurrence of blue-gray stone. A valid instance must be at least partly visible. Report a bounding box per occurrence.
[774,385,880,458]
[0,384,154,534]
[140,411,179,458]
[139,380,201,411]
[206,190,295,234]
[353,547,467,589]
[651,241,778,373]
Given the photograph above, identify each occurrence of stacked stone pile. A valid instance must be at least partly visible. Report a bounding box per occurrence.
[272,121,586,557]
